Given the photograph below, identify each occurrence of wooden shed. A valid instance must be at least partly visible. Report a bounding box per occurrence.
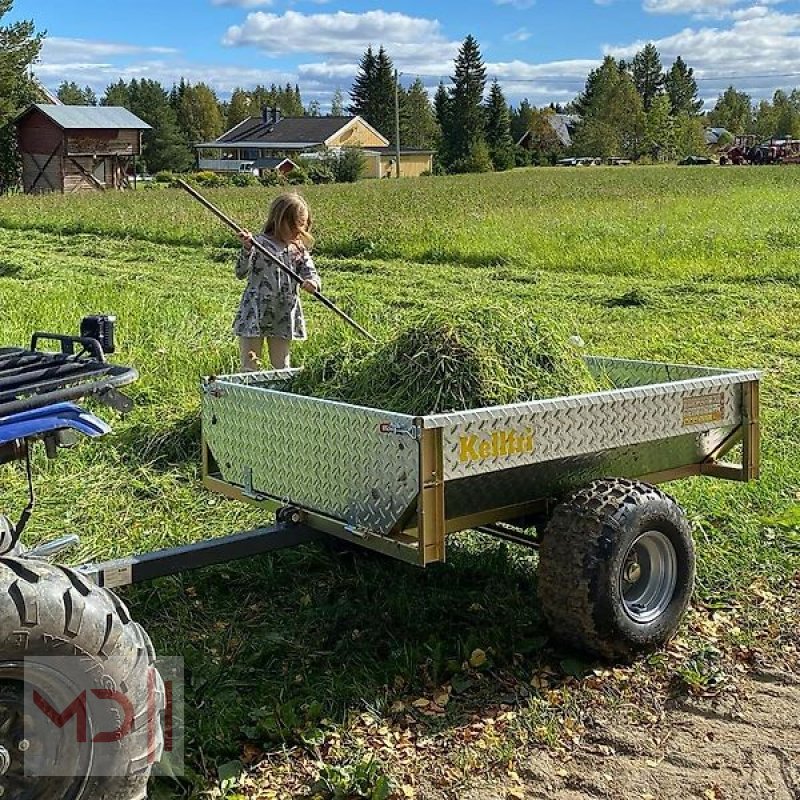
[15,104,151,194]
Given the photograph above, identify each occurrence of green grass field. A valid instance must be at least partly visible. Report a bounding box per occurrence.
[0,166,798,798]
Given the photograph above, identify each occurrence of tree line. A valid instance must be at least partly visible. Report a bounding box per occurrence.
[3,0,800,185]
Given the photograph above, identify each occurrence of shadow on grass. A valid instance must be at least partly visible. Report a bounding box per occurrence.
[125,534,568,788]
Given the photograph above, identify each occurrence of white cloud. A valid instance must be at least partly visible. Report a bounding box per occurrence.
[608,6,800,106]
[505,27,533,42]
[494,0,536,8]
[41,37,178,61]
[642,0,784,19]
[223,9,457,61]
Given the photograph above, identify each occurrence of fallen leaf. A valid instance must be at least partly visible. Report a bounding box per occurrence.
[470,649,487,668]
[412,698,430,709]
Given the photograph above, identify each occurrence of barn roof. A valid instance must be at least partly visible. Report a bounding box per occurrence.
[20,104,151,130]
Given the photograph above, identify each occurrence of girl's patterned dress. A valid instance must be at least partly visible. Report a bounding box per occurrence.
[232,234,320,340]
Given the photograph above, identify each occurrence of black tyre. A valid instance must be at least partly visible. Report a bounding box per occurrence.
[537,478,695,660]
[0,557,164,799]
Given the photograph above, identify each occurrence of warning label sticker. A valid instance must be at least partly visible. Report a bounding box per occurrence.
[682,394,725,427]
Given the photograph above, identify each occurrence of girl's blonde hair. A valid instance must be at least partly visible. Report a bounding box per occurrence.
[263,192,314,249]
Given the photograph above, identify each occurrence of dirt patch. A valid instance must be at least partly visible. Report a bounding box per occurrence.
[463,670,800,800]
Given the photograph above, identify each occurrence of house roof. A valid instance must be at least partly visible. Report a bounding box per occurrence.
[19,103,151,130]
[517,113,580,149]
[705,127,732,145]
[199,115,389,150]
[252,157,297,169]
[217,116,358,145]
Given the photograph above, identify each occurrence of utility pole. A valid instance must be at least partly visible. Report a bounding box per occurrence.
[394,70,401,178]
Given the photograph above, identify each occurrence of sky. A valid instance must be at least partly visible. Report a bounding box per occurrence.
[10,0,800,111]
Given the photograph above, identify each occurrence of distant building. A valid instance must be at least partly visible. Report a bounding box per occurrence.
[705,127,733,147]
[15,104,150,193]
[517,113,580,151]
[196,109,433,179]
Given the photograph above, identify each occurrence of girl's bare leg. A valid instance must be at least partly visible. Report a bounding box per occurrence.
[267,337,291,369]
[239,336,264,371]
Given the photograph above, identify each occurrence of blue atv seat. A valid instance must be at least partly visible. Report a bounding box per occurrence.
[0,403,110,447]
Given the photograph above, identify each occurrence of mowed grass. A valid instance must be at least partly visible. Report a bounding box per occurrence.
[0,166,798,795]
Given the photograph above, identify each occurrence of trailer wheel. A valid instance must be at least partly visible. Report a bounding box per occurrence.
[537,478,694,660]
[0,557,164,799]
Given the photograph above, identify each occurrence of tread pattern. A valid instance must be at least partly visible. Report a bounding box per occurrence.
[537,478,694,660]
[0,557,165,798]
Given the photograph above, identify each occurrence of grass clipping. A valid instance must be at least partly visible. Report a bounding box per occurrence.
[293,309,600,415]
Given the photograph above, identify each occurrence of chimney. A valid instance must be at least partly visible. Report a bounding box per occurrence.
[271,106,281,125]
[261,107,269,124]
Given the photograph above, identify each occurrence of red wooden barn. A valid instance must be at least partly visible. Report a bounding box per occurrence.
[15,104,151,193]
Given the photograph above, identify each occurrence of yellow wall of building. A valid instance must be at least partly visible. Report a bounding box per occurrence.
[379,153,433,178]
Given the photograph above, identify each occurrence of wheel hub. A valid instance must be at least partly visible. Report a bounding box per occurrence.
[620,530,678,624]
[0,745,10,776]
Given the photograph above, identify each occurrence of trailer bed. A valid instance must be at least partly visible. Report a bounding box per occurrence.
[201,356,760,565]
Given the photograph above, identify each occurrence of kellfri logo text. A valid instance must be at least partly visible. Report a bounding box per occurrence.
[458,428,534,463]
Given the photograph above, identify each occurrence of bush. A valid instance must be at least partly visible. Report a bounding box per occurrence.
[333,148,366,183]
[450,139,494,175]
[258,170,287,187]
[230,172,259,187]
[191,171,228,188]
[154,171,175,184]
[514,146,533,168]
[305,161,336,185]
[285,165,310,185]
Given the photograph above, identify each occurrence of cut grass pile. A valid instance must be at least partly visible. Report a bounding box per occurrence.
[291,308,600,414]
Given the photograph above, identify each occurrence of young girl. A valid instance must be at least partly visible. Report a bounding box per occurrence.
[233,192,320,371]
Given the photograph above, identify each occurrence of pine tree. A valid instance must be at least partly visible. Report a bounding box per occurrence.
[664,56,702,116]
[485,80,515,171]
[227,89,251,128]
[349,46,377,120]
[330,87,345,116]
[371,47,396,141]
[510,98,534,143]
[433,81,452,167]
[398,78,438,150]
[447,34,488,169]
[101,80,131,107]
[0,0,44,189]
[631,43,664,112]
[127,79,193,173]
[57,81,96,105]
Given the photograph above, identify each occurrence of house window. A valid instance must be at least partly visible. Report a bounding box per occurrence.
[241,149,259,160]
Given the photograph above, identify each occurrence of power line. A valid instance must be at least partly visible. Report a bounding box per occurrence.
[401,71,800,86]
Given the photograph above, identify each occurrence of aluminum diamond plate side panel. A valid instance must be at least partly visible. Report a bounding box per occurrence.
[429,372,754,481]
[203,379,419,535]
[444,428,733,523]
[584,357,753,388]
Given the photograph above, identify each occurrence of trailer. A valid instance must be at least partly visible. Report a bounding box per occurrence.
[0,328,761,797]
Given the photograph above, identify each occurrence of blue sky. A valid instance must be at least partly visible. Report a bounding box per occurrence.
[11,0,800,110]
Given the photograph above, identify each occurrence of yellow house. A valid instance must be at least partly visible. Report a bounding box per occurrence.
[196,110,433,177]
